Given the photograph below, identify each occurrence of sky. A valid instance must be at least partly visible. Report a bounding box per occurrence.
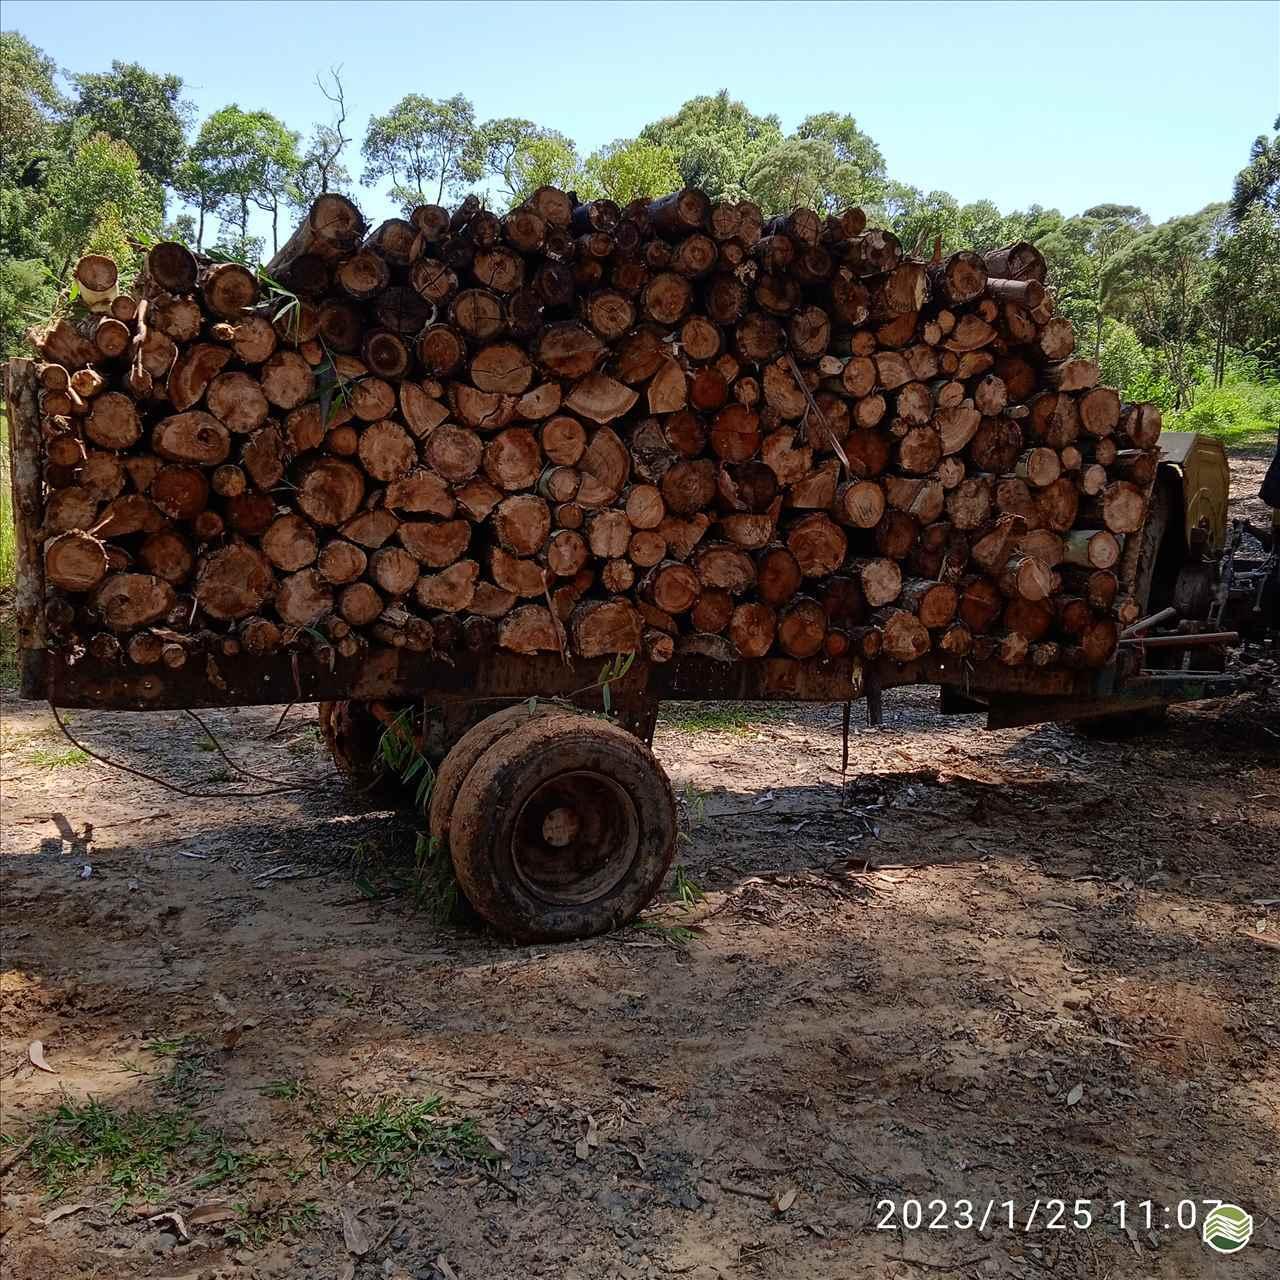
[5,0,1278,246]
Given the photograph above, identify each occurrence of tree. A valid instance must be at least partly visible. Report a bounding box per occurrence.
[1106,207,1219,410]
[163,210,197,245]
[0,186,56,360]
[504,132,582,208]
[184,106,299,256]
[40,123,163,279]
[0,33,63,355]
[249,125,302,255]
[744,124,886,218]
[481,117,542,203]
[1207,203,1280,382]
[953,200,1018,254]
[0,32,65,184]
[792,111,886,206]
[291,68,352,213]
[1038,205,1150,361]
[173,153,222,251]
[880,183,960,255]
[1229,116,1280,225]
[639,91,782,199]
[362,93,482,210]
[70,61,191,186]
[582,138,679,205]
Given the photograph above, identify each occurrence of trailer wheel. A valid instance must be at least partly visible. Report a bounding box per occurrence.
[448,715,677,942]
[318,700,402,798]
[428,701,575,846]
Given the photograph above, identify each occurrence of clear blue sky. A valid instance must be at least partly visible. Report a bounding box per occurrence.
[5,0,1277,242]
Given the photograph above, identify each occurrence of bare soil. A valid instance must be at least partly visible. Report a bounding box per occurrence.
[1,456,1277,1280]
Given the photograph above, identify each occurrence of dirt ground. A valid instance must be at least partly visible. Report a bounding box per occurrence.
[1,457,1278,1280]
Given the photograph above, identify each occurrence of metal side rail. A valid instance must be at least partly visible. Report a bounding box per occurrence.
[983,670,1248,729]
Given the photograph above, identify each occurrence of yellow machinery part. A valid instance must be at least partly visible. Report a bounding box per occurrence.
[1158,431,1229,552]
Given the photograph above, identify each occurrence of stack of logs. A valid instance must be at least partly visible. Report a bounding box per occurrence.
[29,185,1161,673]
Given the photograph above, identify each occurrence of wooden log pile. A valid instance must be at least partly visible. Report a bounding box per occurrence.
[29,187,1161,673]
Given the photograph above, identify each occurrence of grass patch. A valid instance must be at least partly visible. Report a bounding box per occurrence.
[0,618,15,689]
[5,1081,497,1213]
[672,864,705,907]
[258,1078,315,1103]
[308,1093,498,1186]
[227,1198,320,1248]
[2,1096,245,1207]
[286,726,322,756]
[1172,377,1280,449]
[631,918,704,947]
[117,1036,217,1106]
[27,746,89,769]
[345,830,457,921]
[660,701,770,735]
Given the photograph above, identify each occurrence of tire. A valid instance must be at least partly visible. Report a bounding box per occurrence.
[318,700,403,799]
[428,701,574,844]
[448,715,677,943]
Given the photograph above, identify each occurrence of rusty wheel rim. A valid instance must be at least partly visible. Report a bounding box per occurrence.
[509,770,639,905]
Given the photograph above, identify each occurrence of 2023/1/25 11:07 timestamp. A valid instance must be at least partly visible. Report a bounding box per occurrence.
[876,1198,1240,1234]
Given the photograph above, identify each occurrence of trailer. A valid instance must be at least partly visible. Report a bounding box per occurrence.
[9,182,1272,943]
[7,351,1252,941]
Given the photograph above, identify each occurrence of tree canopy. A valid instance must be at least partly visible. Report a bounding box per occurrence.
[640,90,782,200]
[70,60,190,185]
[362,93,482,210]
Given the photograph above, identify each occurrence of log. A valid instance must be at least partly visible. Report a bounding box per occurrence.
[341,508,398,549]
[1016,446,1062,488]
[787,513,847,578]
[982,242,1046,282]
[276,569,333,626]
[147,242,199,293]
[929,251,987,305]
[195,545,274,621]
[296,457,365,525]
[1087,479,1147,534]
[776,597,826,658]
[267,193,366,278]
[899,577,959,628]
[202,262,259,319]
[1079,386,1121,437]
[873,608,930,662]
[339,582,384,627]
[852,556,902,607]
[493,494,552,557]
[1118,401,1163,449]
[1062,528,1121,569]
[370,546,420,596]
[956,575,1003,634]
[641,560,700,614]
[22,190,1163,676]
[45,530,109,592]
[999,554,1055,602]
[318,540,368,585]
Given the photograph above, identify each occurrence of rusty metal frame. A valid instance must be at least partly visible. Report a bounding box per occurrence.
[27,642,1094,714]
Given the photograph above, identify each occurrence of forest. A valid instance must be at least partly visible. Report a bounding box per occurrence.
[1,30,1278,445]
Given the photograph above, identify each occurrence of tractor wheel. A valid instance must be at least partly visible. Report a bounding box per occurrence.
[318,700,412,800]
[447,715,677,943]
[427,701,575,848]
